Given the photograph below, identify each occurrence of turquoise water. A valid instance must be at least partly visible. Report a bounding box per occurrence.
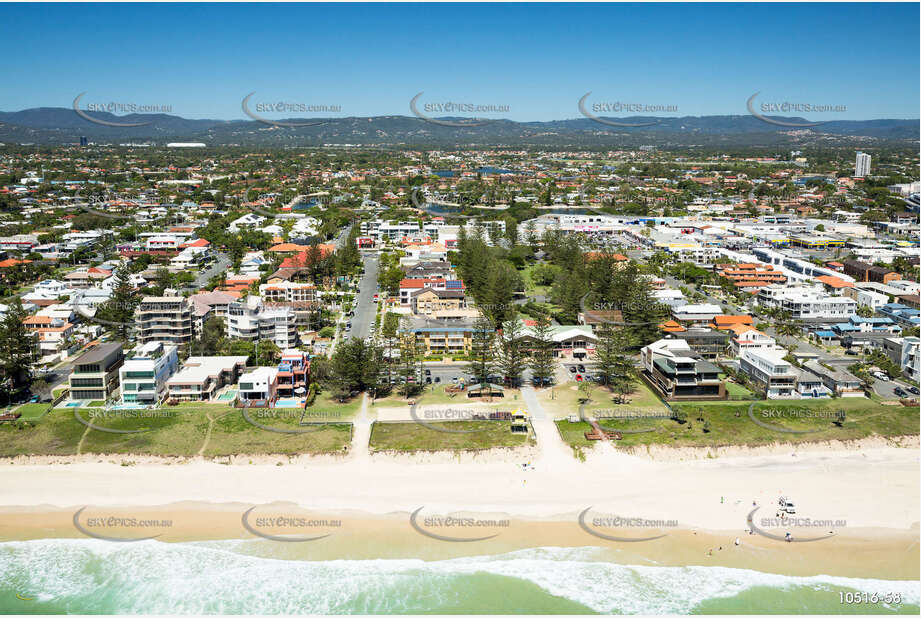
[0,541,918,614]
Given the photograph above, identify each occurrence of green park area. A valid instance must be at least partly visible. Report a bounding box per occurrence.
[555,396,918,454]
[0,400,354,458]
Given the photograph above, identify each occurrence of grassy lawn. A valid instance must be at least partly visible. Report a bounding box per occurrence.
[308,391,364,421]
[79,406,210,456]
[554,398,919,452]
[0,400,354,458]
[204,408,352,457]
[538,379,665,419]
[0,409,85,457]
[521,263,552,297]
[370,420,533,452]
[12,403,51,421]
[724,379,758,401]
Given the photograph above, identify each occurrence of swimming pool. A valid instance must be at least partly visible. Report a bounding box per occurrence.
[217,390,238,402]
[64,401,84,408]
[275,398,304,408]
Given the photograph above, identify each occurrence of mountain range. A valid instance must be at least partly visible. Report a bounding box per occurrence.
[0,107,916,148]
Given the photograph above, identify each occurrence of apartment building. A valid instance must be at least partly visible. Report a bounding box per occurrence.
[259,281,318,304]
[135,297,194,346]
[166,355,248,401]
[119,341,179,405]
[410,288,466,316]
[68,343,124,401]
[398,317,476,356]
[640,338,726,401]
[843,260,901,285]
[739,348,797,398]
[227,296,298,349]
[756,285,857,319]
[883,336,920,382]
[715,263,786,289]
[399,278,464,306]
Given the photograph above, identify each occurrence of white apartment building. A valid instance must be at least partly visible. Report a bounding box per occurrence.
[227,296,298,348]
[259,281,318,304]
[855,151,871,178]
[739,348,797,398]
[119,341,179,404]
[757,285,857,319]
[841,287,889,310]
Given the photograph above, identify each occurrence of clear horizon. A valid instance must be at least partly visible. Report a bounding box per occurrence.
[1,2,918,123]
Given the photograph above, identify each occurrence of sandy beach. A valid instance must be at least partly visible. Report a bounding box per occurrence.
[1,430,918,581]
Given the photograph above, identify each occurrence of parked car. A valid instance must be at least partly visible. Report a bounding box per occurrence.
[577,364,586,373]
[433,377,441,383]
[29,395,40,403]
[894,387,907,398]
[575,374,583,382]
[568,366,577,373]
[874,372,890,382]
[908,386,920,395]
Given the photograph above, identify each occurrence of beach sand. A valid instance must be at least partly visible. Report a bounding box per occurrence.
[1,437,918,581]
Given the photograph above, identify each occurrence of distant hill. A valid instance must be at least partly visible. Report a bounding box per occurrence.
[0,107,916,147]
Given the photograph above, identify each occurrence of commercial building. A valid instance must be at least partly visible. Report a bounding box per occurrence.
[68,343,124,401]
[119,341,179,405]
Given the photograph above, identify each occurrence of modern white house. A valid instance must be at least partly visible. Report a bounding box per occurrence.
[238,367,279,402]
[166,355,249,401]
[119,341,179,404]
[739,348,798,398]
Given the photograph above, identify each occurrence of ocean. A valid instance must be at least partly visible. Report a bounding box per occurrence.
[1,540,918,614]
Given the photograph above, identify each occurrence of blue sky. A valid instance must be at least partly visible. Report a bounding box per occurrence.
[1,3,918,121]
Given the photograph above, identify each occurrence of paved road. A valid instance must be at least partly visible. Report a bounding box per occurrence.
[348,253,379,341]
[191,251,230,290]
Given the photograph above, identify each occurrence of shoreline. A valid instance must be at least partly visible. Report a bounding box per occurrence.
[2,437,917,583]
[1,503,918,582]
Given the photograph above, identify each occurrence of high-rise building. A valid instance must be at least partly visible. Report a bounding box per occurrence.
[135,296,194,346]
[855,151,871,177]
[79,136,88,147]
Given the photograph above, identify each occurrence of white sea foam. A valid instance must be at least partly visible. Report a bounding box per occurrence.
[1,540,918,614]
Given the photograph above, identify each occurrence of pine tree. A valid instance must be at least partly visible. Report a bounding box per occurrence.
[466,317,496,386]
[527,313,555,386]
[497,318,527,387]
[0,299,35,402]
